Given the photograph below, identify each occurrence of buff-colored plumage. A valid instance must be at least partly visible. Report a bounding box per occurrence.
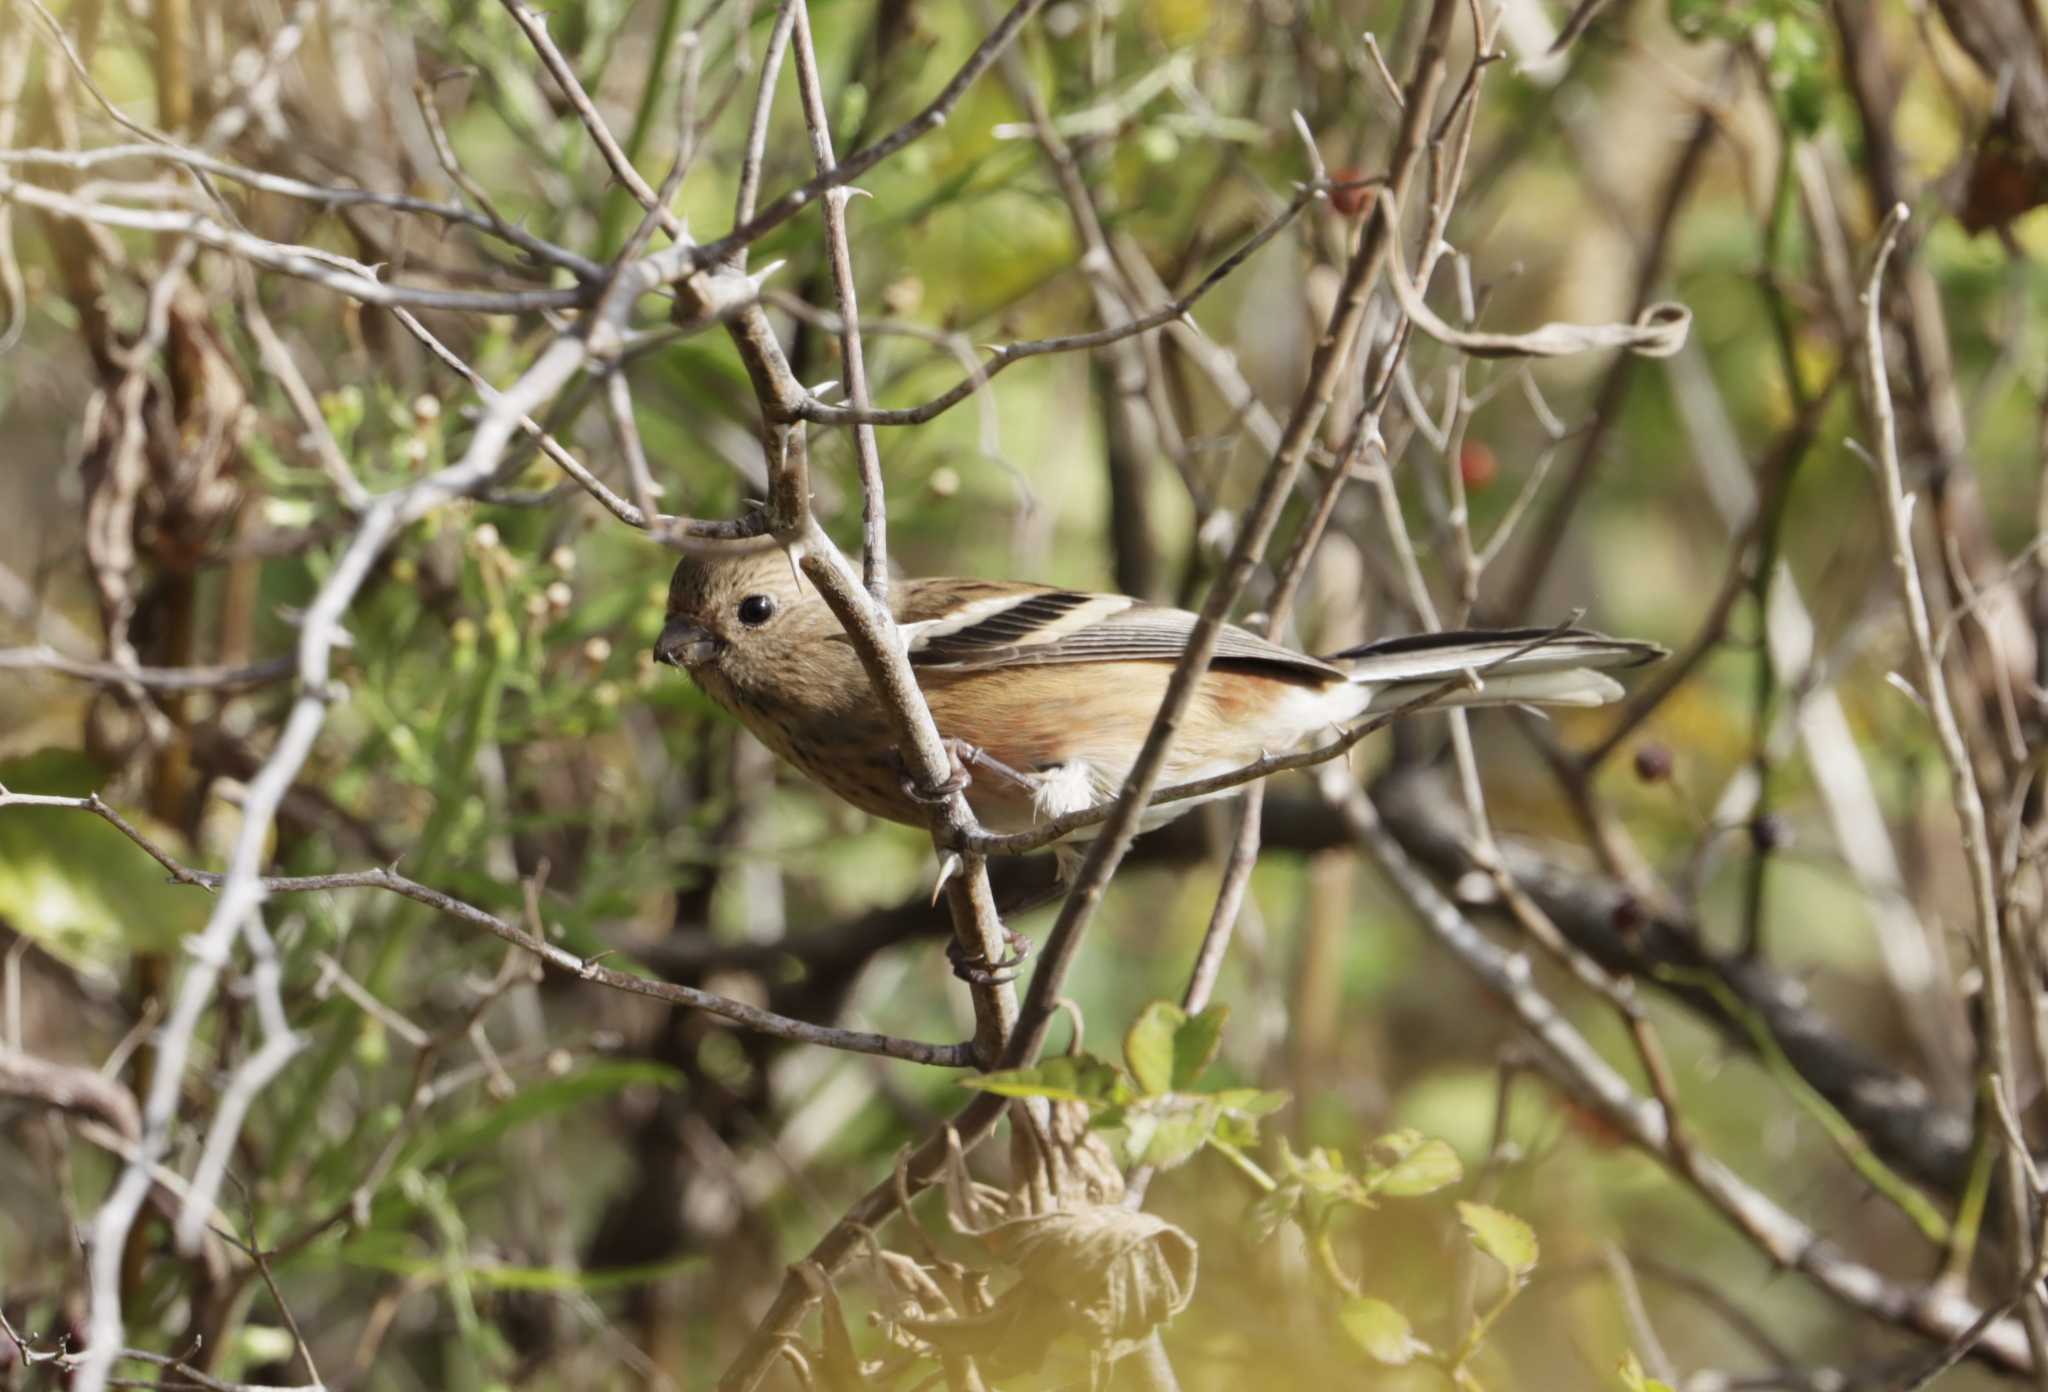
[655,550,1662,840]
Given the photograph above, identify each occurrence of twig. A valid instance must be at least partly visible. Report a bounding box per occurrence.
[790,0,890,598]
[1858,202,2048,1377]
[692,0,1053,268]
[385,302,768,539]
[708,10,1078,1380]
[312,951,430,1049]
[0,13,33,353]
[0,1047,141,1139]
[409,80,598,277]
[499,0,681,239]
[698,281,1023,1066]
[239,275,370,510]
[730,0,800,240]
[0,793,976,1068]
[0,177,589,312]
[1362,32,1407,110]
[0,646,294,690]
[603,367,663,528]
[1118,399,1368,1194]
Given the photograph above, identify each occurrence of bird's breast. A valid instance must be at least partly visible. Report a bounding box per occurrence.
[692,666,918,823]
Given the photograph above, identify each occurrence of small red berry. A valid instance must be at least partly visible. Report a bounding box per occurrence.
[1329,167,1373,218]
[1458,439,1497,491]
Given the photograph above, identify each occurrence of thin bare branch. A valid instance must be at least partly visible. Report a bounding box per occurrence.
[1858,203,2048,1372]
[1,177,588,312]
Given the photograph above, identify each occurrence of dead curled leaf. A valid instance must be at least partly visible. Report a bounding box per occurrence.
[897,1204,1199,1371]
[1374,196,1691,360]
[882,1117,1198,1376]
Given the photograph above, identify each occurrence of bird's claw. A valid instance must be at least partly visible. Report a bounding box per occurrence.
[946,928,1034,987]
[898,737,1027,804]
[900,759,971,804]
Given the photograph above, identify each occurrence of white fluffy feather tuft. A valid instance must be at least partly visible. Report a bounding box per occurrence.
[1030,760,1102,821]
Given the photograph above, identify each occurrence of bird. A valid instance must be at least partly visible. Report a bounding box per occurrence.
[653,548,1663,856]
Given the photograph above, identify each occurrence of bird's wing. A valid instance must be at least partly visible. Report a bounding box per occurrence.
[888,581,1344,681]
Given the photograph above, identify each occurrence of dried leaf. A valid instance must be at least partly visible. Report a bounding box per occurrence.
[910,1123,1199,1377]
[795,1262,884,1391]
[1379,198,1690,360]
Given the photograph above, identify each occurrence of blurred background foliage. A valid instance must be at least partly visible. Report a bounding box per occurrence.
[4,0,2048,1386]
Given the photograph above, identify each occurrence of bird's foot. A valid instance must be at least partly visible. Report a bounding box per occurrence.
[946,928,1035,987]
[898,742,972,804]
[897,737,1034,804]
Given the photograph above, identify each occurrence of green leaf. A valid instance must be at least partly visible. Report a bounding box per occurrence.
[412,1061,682,1168]
[1338,1297,1425,1365]
[961,1053,1127,1105]
[1368,1127,1427,1160]
[1127,1102,1215,1170]
[1212,1110,1262,1150]
[1106,1093,1219,1169]
[1210,1088,1290,1117]
[1171,1004,1229,1090]
[1124,1001,1184,1096]
[1375,1137,1463,1198]
[1120,1109,1158,1165]
[1458,1201,1538,1277]
[1210,1088,1290,1149]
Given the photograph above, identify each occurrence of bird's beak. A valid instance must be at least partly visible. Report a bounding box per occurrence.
[654,618,723,669]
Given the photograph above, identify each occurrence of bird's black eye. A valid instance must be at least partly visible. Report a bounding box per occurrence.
[737,594,776,627]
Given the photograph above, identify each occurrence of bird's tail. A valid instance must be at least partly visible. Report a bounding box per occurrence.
[1326,627,1664,712]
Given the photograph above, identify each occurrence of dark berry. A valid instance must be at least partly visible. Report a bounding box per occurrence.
[1750,813,1788,853]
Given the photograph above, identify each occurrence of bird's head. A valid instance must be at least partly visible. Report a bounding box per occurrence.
[654,547,813,674]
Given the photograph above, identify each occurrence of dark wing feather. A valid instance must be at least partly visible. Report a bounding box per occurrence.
[902,585,1343,682]
[924,591,1096,648]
